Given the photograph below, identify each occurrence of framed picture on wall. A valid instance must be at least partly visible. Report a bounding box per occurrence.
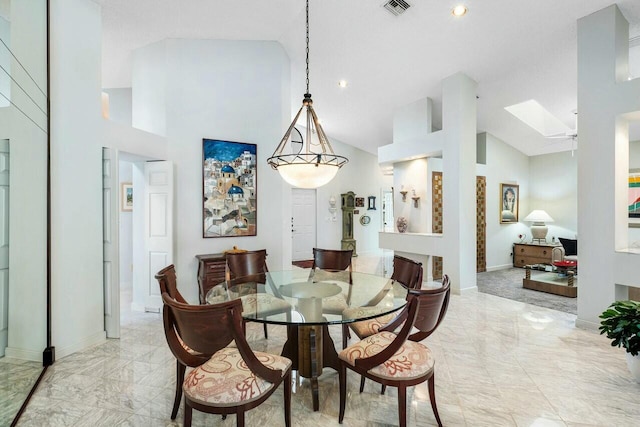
[629,169,640,227]
[202,138,257,238]
[355,197,365,207]
[121,183,133,212]
[500,183,519,224]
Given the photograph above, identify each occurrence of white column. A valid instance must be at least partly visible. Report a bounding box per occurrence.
[577,5,640,328]
[441,73,477,293]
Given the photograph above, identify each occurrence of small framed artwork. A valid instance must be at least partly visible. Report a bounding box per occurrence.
[203,138,257,238]
[500,183,519,224]
[121,182,133,212]
[355,197,365,207]
[629,169,640,227]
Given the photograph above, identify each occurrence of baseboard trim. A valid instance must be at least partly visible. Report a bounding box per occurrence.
[486,264,515,272]
[575,318,600,331]
[4,346,43,362]
[55,330,107,360]
[453,286,478,295]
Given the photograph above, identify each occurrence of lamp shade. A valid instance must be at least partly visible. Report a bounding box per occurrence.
[523,210,554,223]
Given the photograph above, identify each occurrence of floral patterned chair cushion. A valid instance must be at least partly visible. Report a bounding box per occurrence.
[342,306,395,338]
[184,347,292,407]
[338,331,434,381]
[239,294,291,317]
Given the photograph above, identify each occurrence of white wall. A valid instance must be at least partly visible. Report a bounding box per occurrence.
[132,39,291,304]
[481,133,530,270]
[0,16,9,108]
[2,0,48,361]
[315,137,391,254]
[103,88,132,126]
[49,0,105,357]
[393,158,429,233]
[529,151,578,241]
[577,5,640,328]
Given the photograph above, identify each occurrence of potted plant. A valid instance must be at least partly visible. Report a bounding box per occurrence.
[599,300,640,382]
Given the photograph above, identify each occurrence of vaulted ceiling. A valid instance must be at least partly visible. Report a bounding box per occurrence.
[97,0,640,156]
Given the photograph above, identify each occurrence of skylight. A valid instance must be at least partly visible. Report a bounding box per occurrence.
[505,100,571,137]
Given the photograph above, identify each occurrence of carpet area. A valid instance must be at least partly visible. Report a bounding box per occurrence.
[477,268,577,314]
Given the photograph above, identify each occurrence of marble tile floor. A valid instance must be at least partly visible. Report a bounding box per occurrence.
[15,255,640,426]
[0,357,43,426]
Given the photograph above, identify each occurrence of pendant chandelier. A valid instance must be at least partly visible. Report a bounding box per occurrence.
[267,0,348,188]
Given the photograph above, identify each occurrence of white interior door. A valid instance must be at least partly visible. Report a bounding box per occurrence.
[382,190,394,232]
[102,148,120,338]
[292,188,316,261]
[0,140,8,356]
[143,161,174,311]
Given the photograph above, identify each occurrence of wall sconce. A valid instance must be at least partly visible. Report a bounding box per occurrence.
[329,195,338,221]
[411,189,420,208]
[399,185,408,202]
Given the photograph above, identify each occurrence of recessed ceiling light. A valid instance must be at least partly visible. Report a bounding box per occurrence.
[338,80,348,88]
[452,5,467,17]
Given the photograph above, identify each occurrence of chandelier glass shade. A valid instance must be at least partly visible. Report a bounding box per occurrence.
[267,0,348,188]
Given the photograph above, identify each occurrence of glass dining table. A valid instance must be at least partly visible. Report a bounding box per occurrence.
[205,269,409,411]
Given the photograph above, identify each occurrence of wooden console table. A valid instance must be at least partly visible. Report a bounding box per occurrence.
[196,253,226,304]
[513,243,558,267]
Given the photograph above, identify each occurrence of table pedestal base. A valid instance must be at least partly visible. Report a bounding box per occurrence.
[281,324,340,411]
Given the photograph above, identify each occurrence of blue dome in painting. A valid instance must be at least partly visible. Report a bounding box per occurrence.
[221,165,235,173]
[228,185,244,195]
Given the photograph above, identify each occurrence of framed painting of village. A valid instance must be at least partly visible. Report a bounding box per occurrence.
[202,139,257,237]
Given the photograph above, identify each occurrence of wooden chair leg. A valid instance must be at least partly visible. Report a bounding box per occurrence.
[381,384,386,395]
[398,386,407,427]
[284,371,292,427]
[263,323,268,339]
[183,400,192,427]
[428,374,443,427]
[359,375,365,393]
[237,410,245,427]
[339,364,347,423]
[171,361,186,419]
[342,324,348,349]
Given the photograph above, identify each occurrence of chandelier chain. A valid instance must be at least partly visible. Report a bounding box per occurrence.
[305,0,310,94]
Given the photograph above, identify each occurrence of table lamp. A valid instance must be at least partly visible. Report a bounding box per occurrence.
[524,210,554,242]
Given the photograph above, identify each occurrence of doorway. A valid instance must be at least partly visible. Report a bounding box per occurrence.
[381,188,394,232]
[291,188,316,262]
[102,149,173,339]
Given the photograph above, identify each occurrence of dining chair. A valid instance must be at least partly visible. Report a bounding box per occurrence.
[226,249,291,339]
[155,264,196,419]
[342,255,423,348]
[338,275,451,427]
[308,248,353,313]
[162,293,292,427]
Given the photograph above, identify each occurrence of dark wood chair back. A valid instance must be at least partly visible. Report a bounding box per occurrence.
[408,275,450,342]
[357,276,451,371]
[311,248,353,272]
[155,264,188,304]
[225,249,268,281]
[390,255,423,289]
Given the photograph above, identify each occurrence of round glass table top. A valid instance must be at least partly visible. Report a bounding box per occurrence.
[205,269,409,326]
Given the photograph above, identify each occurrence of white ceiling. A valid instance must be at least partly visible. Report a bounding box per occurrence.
[97,0,640,156]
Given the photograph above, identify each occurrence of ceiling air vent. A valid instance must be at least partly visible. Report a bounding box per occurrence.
[383,0,411,16]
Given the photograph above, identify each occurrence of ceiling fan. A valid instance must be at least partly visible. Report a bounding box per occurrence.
[505,100,577,155]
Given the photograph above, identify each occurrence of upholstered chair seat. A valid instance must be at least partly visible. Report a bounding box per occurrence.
[342,255,423,349]
[184,347,292,407]
[342,307,395,338]
[339,331,434,381]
